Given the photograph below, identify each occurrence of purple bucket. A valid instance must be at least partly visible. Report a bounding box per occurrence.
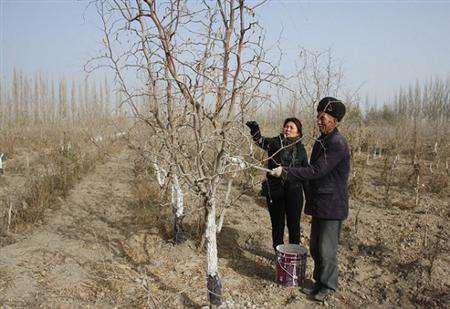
[275,244,307,287]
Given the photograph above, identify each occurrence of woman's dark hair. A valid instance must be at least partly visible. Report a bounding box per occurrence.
[283,117,303,138]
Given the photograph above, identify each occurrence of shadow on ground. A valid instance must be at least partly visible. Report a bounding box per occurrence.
[218,226,274,283]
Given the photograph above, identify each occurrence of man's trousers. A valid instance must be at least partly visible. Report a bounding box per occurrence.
[310,217,342,291]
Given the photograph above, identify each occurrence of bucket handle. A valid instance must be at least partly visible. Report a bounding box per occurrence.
[277,257,298,280]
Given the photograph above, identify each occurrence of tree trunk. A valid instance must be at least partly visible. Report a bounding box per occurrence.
[0,153,3,175]
[174,215,184,244]
[172,174,185,244]
[205,198,222,306]
[415,173,420,208]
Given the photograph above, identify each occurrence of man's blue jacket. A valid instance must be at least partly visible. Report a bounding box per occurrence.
[283,128,350,220]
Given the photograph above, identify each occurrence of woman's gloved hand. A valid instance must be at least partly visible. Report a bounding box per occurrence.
[245,121,259,131]
[245,121,261,141]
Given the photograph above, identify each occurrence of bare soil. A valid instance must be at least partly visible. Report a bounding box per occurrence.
[1,151,449,308]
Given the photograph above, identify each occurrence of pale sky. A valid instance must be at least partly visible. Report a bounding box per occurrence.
[1,0,450,105]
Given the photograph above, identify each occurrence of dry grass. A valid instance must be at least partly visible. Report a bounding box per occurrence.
[130,173,162,226]
[129,153,169,237]
[0,268,14,293]
[1,125,123,234]
[16,146,95,226]
[427,173,448,195]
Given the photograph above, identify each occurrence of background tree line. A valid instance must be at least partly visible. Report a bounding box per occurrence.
[0,69,126,128]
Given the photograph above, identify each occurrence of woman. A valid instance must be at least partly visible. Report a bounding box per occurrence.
[246,118,308,252]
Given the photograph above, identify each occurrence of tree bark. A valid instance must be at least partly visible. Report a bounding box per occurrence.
[174,215,184,244]
[172,174,185,244]
[205,197,222,306]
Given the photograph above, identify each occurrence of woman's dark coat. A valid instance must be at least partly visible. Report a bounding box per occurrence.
[257,134,308,193]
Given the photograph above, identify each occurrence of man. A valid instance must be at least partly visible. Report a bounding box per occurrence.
[269,97,350,302]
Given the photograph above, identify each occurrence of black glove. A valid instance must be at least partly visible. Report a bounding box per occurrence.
[245,121,259,131]
[245,121,261,141]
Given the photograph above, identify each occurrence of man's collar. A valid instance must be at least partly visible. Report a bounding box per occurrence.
[319,127,339,139]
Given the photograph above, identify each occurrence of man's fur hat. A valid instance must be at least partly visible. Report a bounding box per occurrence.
[317,97,346,122]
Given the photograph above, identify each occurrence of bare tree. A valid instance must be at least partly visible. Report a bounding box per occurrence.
[290,47,343,138]
[59,78,68,122]
[12,69,20,125]
[88,0,278,305]
[71,80,77,125]
[0,76,4,128]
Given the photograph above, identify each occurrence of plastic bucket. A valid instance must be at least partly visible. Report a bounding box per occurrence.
[275,244,307,287]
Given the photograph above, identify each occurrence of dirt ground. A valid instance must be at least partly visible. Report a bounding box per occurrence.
[1,150,449,308]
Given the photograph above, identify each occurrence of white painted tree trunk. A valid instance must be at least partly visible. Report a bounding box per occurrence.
[171,174,184,217]
[6,200,12,233]
[171,174,184,243]
[153,162,167,188]
[205,196,222,305]
[217,178,233,233]
[153,161,184,243]
[0,153,4,174]
[415,174,420,208]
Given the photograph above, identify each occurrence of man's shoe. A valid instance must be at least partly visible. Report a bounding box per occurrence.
[302,283,320,295]
[313,288,334,302]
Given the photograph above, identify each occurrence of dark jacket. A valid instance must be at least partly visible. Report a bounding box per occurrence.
[283,128,350,220]
[257,134,308,194]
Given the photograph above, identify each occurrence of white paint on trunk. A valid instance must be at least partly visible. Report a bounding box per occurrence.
[217,178,233,233]
[206,198,219,276]
[0,153,3,172]
[394,154,399,167]
[226,155,271,173]
[114,131,126,138]
[94,135,103,143]
[6,201,12,233]
[415,174,420,208]
[153,163,167,188]
[171,174,184,217]
[227,156,246,169]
